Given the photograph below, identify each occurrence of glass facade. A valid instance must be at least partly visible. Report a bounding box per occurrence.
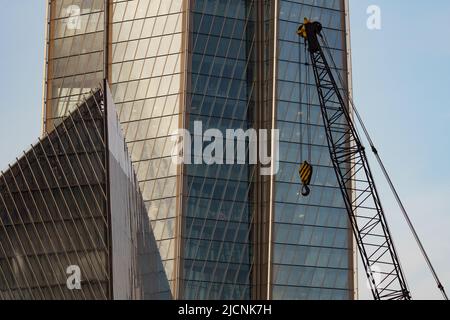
[1,90,109,299]
[110,0,184,295]
[45,0,105,130]
[273,0,352,299]
[41,0,354,300]
[182,0,256,299]
[0,87,170,300]
[45,0,184,296]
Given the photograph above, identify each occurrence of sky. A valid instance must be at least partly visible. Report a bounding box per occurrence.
[0,0,449,300]
[349,0,450,299]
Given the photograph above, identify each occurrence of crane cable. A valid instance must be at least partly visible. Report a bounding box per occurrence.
[319,32,449,301]
[298,37,314,197]
[299,38,312,163]
[299,37,304,166]
[306,40,312,164]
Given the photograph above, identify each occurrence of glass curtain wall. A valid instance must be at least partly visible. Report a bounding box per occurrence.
[0,91,109,300]
[182,0,257,300]
[45,0,105,131]
[272,0,353,300]
[110,0,184,296]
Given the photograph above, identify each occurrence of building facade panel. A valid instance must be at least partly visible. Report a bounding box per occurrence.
[1,87,170,300]
[1,90,109,299]
[41,0,354,300]
[181,0,257,300]
[45,0,106,130]
[272,0,353,300]
[110,0,184,294]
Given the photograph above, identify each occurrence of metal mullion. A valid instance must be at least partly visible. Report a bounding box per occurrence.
[207,143,257,297]
[138,1,179,120]
[188,1,252,298]
[117,0,153,125]
[56,0,104,119]
[64,96,106,195]
[114,0,166,129]
[43,148,105,161]
[199,148,257,298]
[0,183,41,300]
[205,32,256,149]
[185,4,250,274]
[50,68,104,82]
[21,149,81,299]
[190,0,214,57]
[196,2,248,124]
[28,142,96,300]
[7,167,59,297]
[51,29,103,42]
[14,159,69,299]
[31,142,106,300]
[189,0,222,100]
[110,0,127,62]
[186,184,221,299]
[195,193,237,299]
[58,0,103,98]
[0,266,13,299]
[0,180,44,299]
[141,8,181,157]
[83,90,107,151]
[69,96,107,180]
[60,114,107,217]
[53,0,76,38]
[138,13,184,189]
[183,183,209,262]
[52,118,106,223]
[0,281,5,300]
[138,36,183,225]
[238,213,257,300]
[186,179,219,293]
[110,0,145,115]
[216,163,257,299]
[0,234,23,299]
[50,48,103,61]
[48,126,110,280]
[192,208,222,299]
[135,12,184,272]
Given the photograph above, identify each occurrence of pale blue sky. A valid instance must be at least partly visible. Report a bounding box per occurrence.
[0,1,449,300]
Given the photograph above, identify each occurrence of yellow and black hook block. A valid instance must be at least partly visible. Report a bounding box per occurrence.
[299,161,313,197]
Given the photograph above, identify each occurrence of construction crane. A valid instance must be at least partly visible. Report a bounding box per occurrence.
[296,18,448,300]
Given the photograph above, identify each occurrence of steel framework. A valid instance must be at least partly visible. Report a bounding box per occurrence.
[301,21,411,300]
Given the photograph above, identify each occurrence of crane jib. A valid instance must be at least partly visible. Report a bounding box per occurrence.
[297,18,412,300]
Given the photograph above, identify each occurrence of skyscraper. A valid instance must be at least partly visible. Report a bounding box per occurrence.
[41,0,355,300]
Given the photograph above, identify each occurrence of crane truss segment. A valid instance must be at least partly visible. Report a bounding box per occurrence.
[306,34,411,300]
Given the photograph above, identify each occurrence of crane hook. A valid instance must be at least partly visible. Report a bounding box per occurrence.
[301,185,310,197]
[299,161,313,197]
